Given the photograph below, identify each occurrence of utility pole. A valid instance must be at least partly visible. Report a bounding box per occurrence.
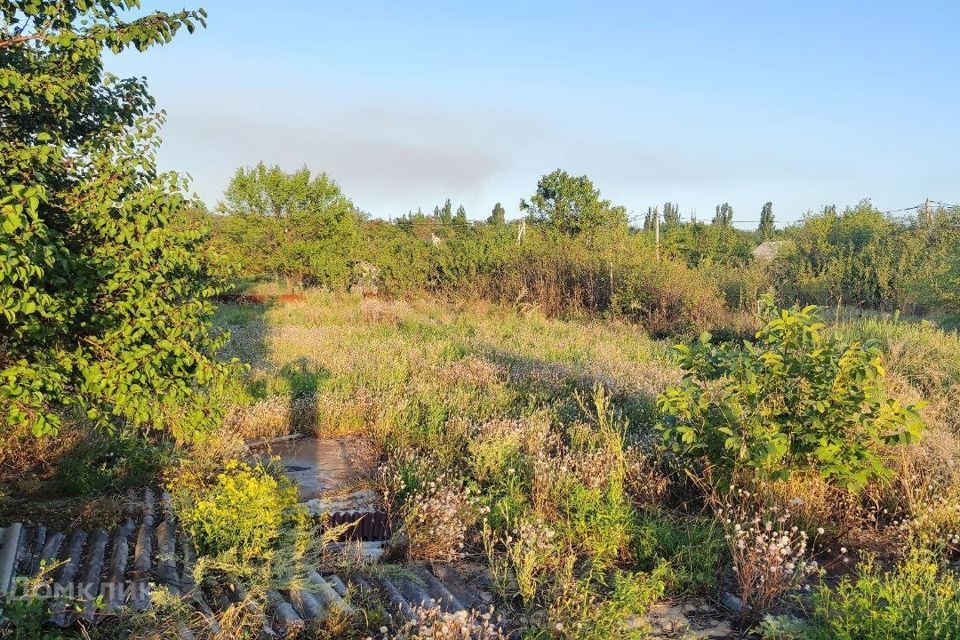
[923,197,931,225]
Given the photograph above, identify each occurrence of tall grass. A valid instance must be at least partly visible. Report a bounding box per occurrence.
[204,292,960,637]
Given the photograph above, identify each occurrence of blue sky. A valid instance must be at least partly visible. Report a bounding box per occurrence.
[106,1,960,226]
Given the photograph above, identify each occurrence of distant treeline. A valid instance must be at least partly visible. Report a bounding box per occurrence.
[206,163,960,335]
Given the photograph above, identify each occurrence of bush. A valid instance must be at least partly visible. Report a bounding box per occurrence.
[1,4,231,440]
[807,549,960,639]
[174,461,308,582]
[658,297,925,490]
[771,202,960,315]
[610,257,728,338]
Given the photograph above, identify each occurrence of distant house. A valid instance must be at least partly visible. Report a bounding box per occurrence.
[752,240,789,261]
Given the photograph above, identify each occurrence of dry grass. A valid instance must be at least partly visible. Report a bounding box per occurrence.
[186,293,960,636]
[213,291,679,447]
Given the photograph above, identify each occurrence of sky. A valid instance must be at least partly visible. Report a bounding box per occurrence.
[105,1,960,227]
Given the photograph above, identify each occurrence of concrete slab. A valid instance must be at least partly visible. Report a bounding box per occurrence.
[254,437,376,500]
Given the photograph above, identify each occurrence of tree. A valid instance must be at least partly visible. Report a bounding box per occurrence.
[643,206,658,231]
[758,201,775,238]
[434,198,453,224]
[712,202,734,227]
[663,202,681,228]
[454,204,468,225]
[520,169,627,238]
[488,202,506,225]
[216,163,361,290]
[1,0,231,439]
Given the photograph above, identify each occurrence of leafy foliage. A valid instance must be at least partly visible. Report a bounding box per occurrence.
[772,201,960,314]
[174,461,307,577]
[658,297,924,490]
[213,162,362,290]
[520,169,628,238]
[0,0,231,438]
[609,256,727,338]
[661,220,756,268]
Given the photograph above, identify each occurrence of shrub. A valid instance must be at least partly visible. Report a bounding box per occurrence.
[708,263,772,312]
[772,202,960,315]
[1,3,231,440]
[658,297,925,490]
[609,257,727,338]
[174,461,308,582]
[807,549,960,640]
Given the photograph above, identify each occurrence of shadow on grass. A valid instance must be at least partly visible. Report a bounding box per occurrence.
[471,343,660,431]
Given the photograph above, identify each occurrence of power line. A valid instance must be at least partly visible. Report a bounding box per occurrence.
[879,205,921,215]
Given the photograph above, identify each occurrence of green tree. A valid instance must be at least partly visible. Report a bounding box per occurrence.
[520,169,627,238]
[434,198,453,224]
[488,202,506,225]
[454,204,468,225]
[758,201,775,238]
[1,0,231,439]
[643,206,658,231]
[711,202,733,227]
[663,202,681,228]
[216,163,361,290]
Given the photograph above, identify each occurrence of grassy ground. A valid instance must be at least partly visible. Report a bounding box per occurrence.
[207,292,960,638]
[5,292,960,638]
[216,293,680,444]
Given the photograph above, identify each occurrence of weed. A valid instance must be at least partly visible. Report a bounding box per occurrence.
[632,511,727,595]
[172,460,314,588]
[716,489,818,622]
[374,604,508,639]
[383,455,480,563]
[53,430,173,497]
[807,549,960,640]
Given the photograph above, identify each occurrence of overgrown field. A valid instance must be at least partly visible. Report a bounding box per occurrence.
[5,2,960,638]
[206,292,960,638]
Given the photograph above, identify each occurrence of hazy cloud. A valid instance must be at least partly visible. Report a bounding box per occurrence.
[163,96,547,212]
